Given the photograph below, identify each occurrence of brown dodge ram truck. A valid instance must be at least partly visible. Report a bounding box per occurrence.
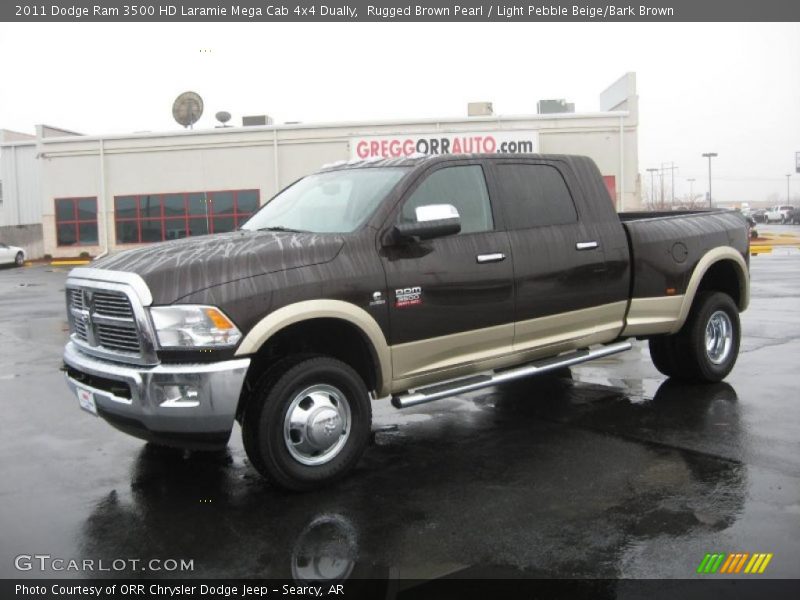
[63,154,749,490]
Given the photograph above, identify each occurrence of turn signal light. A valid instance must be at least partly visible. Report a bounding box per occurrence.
[204,307,235,330]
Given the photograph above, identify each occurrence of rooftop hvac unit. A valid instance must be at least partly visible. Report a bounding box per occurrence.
[242,115,273,126]
[467,102,493,117]
[537,99,575,114]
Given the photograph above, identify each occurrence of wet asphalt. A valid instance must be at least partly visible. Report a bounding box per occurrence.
[1,236,799,581]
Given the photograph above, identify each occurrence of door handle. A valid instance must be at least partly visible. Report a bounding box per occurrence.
[476,253,506,264]
[576,241,599,250]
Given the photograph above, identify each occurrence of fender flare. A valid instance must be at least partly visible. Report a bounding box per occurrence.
[670,246,749,334]
[234,300,392,396]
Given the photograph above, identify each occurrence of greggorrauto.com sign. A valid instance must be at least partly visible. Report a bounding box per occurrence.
[350,130,540,160]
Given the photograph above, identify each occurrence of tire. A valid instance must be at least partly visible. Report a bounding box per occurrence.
[648,335,680,378]
[15,252,24,267]
[241,356,372,491]
[667,292,740,383]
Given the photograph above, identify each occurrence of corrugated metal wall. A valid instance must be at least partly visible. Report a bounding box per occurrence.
[0,144,42,227]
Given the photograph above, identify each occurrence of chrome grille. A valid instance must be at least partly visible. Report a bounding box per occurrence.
[68,287,85,311]
[96,323,140,352]
[73,314,89,341]
[93,291,134,318]
[67,286,142,356]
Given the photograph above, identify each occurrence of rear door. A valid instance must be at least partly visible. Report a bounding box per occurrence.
[380,161,514,382]
[488,159,626,353]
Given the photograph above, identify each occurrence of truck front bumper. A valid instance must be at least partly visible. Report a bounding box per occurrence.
[63,341,251,450]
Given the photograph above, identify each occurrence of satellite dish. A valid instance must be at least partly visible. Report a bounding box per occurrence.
[215,111,232,127]
[172,91,204,129]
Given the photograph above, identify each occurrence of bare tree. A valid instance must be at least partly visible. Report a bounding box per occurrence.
[644,181,674,211]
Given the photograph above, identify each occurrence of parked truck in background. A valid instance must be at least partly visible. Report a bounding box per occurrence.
[764,205,795,224]
[62,154,750,490]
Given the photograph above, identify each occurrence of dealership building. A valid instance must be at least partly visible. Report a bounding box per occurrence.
[0,73,639,260]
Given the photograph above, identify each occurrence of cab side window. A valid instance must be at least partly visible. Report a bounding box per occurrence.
[401,165,494,234]
[496,164,578,229]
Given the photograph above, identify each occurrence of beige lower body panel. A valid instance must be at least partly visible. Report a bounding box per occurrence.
[513,301,628,353]
[391,323,514,388]
[621,295,684,337]
[389,301,628,394]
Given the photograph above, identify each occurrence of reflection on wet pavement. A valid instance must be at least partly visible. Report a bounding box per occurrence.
[74,376,749,580]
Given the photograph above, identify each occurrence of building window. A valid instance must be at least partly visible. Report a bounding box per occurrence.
[114,189,260,244]
[55,197,98,246]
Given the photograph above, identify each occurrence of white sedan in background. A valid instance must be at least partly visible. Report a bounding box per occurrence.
[0,243,25,267]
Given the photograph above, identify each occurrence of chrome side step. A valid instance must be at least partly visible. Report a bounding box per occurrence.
[391,341,632,409]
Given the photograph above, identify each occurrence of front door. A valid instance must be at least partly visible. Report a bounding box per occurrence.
[379,162,514,383]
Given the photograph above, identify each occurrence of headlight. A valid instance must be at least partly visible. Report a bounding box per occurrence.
[149,305,242,349]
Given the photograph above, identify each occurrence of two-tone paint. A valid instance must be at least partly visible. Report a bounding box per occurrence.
[71,154,749,444]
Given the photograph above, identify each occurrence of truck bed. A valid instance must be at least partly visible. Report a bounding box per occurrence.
[619,209,749,303]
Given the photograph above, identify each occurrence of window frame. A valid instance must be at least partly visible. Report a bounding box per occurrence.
[392,161,498,237]
[113,189,260,245]
[54,196,98,247]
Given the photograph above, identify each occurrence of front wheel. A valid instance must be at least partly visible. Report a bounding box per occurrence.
[649,292,740,383]
[241,356,372,491]
[15,252,24,267]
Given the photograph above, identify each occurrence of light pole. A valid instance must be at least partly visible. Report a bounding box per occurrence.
[702,152,718,207]
[646,168,658,205]
[688,178,696,204]
[787,174,792,205]
[661,162,678,207]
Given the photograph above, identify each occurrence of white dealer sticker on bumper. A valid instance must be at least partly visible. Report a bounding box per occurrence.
[76,386,98,416]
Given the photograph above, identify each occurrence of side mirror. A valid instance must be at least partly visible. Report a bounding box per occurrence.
[393,204,461,241]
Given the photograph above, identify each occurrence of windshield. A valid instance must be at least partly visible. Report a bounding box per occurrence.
[241,167,409,234]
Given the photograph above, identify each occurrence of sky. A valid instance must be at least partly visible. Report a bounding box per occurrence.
[1,22,798,204]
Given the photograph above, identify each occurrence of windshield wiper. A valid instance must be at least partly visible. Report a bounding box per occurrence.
[255,226,311,233]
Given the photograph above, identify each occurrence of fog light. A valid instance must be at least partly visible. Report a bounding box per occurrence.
[155,384,200,407]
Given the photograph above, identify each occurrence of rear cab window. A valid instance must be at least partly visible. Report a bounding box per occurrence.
[494,163,578,229]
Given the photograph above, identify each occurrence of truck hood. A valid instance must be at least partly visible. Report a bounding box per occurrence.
[92,230,344,304]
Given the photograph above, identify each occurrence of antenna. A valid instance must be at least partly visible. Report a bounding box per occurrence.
[172,91,204,129]
[215,111,232,128]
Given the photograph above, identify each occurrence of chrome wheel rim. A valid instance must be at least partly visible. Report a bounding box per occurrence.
[15,253,23,266]
[705,310,733,365]
[283,384,351,466]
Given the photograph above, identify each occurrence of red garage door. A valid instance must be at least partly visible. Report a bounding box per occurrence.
[603,176,617,209]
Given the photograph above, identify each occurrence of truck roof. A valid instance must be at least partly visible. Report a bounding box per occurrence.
[320,153,596,172]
